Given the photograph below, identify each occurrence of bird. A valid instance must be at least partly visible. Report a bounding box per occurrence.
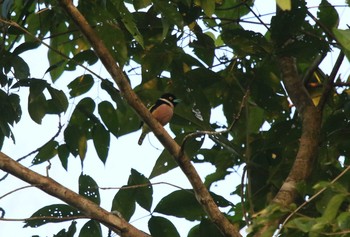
[138,93,180,145]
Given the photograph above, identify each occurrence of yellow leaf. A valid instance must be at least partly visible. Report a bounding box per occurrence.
[276,0,291,11]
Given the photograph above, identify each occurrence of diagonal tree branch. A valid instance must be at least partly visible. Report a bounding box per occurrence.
[0,152,149,237]
[57,1,241,237]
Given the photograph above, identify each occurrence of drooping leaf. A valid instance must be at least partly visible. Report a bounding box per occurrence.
[92,123,110,164]
[79,174,101,205]
[10,54,30,79]
[46,86,69,114]
[68,74,94,97]
[58,144,70,170]
[53,221,77,237]
[333,29,350,61]
[154,189,205,221]
[78,220,102,237]
[98,101,119,137]
[128,169,153,211]
[148,216,180,237]
[24,204,82,227]
[317,0,339,30]
[149,133,204,179]
[111,187,136,222]
[32,140,58,165]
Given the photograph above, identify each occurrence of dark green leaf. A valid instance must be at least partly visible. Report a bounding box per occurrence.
[337,212,350,230]
[46,86,69,114]
[53,221,77,237]
[153,0,184,28]
[111,187,136,221]
[28,91,46,124]
[32,140,58,165]
[78,220,102,237]
[66,50,98,71]
[13,41,41,55]
[154,189,205,221]
[317,0,339,30]
[128,169,153,211]
[148,216,180,237]
[200,0,215,17]
[199,218,224,237]
[68,74,94,97]
[190,32,215,66]
[114,1,144,48]
[79,174,101,205]
[92,123,110,164]
[149,133,204,179]
[333,29,350,61]
[58,144,70,170]
[24,204,82,227]
[11,55,30,79]
[98,101,119,137]
[64,124,84,157]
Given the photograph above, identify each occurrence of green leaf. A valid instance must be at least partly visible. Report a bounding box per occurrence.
[111,187,136,221]
[149,133,204,179]
[153,0,184,28]
[198,218,224,237]
[276,0,291,11]
[58,144,70,170]
[319,193,346,223]
[285,217,315,233]
[200,0,215,17]
[317,0,339,30]
[114,1,144,48]
[78,220,102,237]
[28,91,46,124]
[333,29,350,61]
[68,74,94,97]
[148,216,180,237]
[92,123,110,164]
[190,32,215,66]
[66,50,98,71]
[337,212,350,230]
[9,55,30,79]
[24,204,82,227]
[13,41,41,55]
[154,189,205,221]
[133,0,152,10]
[32,140,58,165]
[54,221,77,237]
[79,174,101,205]
[46,86,69,114]
[128,169,153,211]
[64,124,84,157]
[48,22,70,81]
[98,101,119,137]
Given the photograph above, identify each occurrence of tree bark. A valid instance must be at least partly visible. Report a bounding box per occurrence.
[254,56,322,236]
[54,1,242,237]
[0,152,149,237]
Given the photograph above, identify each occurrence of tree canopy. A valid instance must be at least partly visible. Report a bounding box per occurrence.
[1,0,350,237]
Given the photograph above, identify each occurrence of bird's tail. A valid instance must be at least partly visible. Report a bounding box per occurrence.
[138,132,147,145]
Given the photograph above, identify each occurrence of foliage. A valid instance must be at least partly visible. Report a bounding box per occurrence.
[1,0,350,236]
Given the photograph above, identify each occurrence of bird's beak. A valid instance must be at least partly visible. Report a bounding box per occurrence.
[174,98,182,103]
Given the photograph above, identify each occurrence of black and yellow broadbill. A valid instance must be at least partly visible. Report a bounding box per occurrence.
[138,93,180,145]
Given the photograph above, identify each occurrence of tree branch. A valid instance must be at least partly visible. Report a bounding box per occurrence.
[0,152,149,237]
[254,56,322,236]
[57,1,241,236]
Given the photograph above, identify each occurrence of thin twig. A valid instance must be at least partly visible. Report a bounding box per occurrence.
[0,18,113,85]
[99,182,185,191]
[0,215,89,222]
[276,165,350,236]
[0,185,36,200]
[317,51,345,110]
[180,90,250,153]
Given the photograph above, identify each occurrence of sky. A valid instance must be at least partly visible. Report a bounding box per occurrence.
[1,0,350,237]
